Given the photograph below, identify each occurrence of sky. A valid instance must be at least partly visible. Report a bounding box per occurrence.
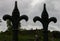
[0,0,60,32]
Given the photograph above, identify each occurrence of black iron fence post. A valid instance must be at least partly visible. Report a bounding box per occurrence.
[3,1,28,41]
[33,4,57,41]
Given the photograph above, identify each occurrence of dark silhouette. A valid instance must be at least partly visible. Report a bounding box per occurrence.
[0,19,2,25]
[3,1,28,41]
[52,31,60,38]
[34,29,39,41]
[33,4,57,41]
[0,19,2,22]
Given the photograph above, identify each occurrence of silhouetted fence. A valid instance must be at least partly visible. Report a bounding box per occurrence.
[2,1,57,41]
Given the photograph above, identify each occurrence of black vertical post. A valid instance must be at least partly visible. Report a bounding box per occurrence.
[33,4,57,41]
[3,1,28,41]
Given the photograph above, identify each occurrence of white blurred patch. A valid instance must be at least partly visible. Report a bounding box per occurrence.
[21,25,42,30]
[49,25,60,31]
[31,0,45,7]
[52,0,60,11]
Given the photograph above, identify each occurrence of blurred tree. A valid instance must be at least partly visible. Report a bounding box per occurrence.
[6,19,12,31]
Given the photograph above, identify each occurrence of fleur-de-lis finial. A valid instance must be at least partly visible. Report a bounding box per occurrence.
[3,1,28,41]
[33,3,57,41]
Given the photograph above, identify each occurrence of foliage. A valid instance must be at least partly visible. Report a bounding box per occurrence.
[6,19,12,31]
[0,29,60,41]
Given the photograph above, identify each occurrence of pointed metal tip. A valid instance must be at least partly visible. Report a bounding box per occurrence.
[14,1,18,10]
[44,3,46,9]
[15,1,17,6]
[41,3,49,18]
[12,1,20,16]
[15,1,17,3]
[44,3,46,6]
